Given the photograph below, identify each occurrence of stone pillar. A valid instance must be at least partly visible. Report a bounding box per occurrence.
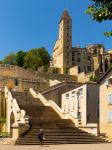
[75,92,78,118]
[0,88,5,117]
[12,123,19,139]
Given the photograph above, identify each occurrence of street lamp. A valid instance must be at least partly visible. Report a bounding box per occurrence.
[77,90,80,117]
[24,89,28,115]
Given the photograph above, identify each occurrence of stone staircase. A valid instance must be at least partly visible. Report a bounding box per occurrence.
[11,91,109,145]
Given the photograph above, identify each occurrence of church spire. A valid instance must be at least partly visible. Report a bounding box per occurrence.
[61,9,71,21]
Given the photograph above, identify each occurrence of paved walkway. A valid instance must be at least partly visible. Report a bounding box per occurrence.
[0,144,112,150]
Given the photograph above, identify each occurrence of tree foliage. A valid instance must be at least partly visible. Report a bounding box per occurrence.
[15,51,26,67]
[24,47,50,70]
[2,47,50,71]
[86,0,112,36]
[24,49,42,70]
[3,52,16,65]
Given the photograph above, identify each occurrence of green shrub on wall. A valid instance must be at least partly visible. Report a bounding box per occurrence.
[0,117,6,123]
[0,117,6,133]
[0,132,9,137]
[52,67,59,73]
[89,75,99,82]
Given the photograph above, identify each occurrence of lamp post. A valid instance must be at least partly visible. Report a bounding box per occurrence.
[77,91,80,117]
[24,89,28,115]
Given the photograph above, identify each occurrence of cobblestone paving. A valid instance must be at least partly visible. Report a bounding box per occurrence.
[0,144,112,150]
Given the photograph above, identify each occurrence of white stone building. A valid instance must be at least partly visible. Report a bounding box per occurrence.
[61,83,99,126]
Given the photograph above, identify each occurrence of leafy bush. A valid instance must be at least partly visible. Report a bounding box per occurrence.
[52,67,59,73]
[89,75,99,82]
[0,117,6,123]
[0,132,9,137]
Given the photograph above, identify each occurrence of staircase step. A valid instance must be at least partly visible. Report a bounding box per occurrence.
[11,91,108,145]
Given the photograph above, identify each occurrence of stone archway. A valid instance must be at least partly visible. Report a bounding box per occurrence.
[10,112,15,137]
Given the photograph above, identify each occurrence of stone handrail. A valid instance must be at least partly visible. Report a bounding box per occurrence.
[29,88,37,98]
[30,88,85,125]
[30,88,67,119]
[49,100,67,119]
[39,81,66,93]
[30,88,48,106]
[13,99,20,113]
[68,112,79,126]
[30,88,98,136]
[49,79,61,86]
[5,87,28,133]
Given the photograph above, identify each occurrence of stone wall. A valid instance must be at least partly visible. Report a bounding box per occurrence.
[0,64,36,79]
[69,66,95,83]
[0,77,49,92]
[36,71,77,82]
[42,82,83,107]
[0,64,78,91]
[69,66,78,75]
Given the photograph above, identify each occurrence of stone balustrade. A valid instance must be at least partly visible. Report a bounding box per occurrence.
[4,87,29,139]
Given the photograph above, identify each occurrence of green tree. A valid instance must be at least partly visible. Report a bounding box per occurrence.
[24,47,50,70]
[37,47,50,66]
[15,51,26,67]
[3,52,16,65]
[86,0,112,36]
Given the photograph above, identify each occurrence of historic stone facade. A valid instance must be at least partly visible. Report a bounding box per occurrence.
[0,64,49,91]
[52,10,112,77]
[61,83,99,126]
[98,67,112,139]
[52,10,72,74]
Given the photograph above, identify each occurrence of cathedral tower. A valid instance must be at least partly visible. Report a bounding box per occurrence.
[52,10,72,74]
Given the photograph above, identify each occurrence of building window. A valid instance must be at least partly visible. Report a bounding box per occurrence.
[72,91,75,97]
[108,111,112,122]
[67,39,69,42]
[78,67,80,73]
[72,57,75,61]
[77,58,80,62]
[88,66,91,72]
[108,94,112,104]
[105,78,112,87]
[72,62,75,66]
[77,53,80,55]
[67,33,69,36]
[65,93,69,99]
[67,46,69,49]
[105,79,109,86]
[72,52,75,56]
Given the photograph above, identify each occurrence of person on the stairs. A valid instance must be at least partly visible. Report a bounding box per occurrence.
[38,129,45,142]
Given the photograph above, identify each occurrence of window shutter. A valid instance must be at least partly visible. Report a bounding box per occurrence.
[111,95,112,104]
[105,79,109,86]
[110,112,112,122]
[108,94,111,104]
[108,112,110,122]
[108,111,112,122]
[108,94,112,104]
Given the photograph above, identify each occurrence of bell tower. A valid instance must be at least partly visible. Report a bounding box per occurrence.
[52,10,72,73]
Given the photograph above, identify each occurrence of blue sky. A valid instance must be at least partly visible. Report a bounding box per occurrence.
[0,0,112,60]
